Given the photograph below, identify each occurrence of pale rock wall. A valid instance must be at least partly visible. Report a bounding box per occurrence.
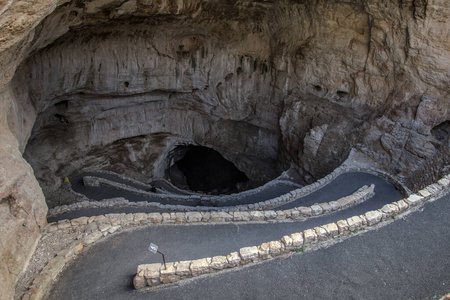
[16,0,450,192]
[15,24,282,192]
[0,88,47,300]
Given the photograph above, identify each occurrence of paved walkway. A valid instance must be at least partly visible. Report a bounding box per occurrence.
[48,194,450,299]
[70,173,300,207]
[46,172,417,299]
[145,195,450,300]
[50,172,395,222]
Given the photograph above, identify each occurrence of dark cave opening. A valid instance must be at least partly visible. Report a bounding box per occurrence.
[431,120,450,141]
[171,146,249,194]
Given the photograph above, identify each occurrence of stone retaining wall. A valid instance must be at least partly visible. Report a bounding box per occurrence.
[53,184,374,233]
[49,159,399,217]
[133,176,450,290]
[21,175,449,299]
[406,136,450,192]
[21,184,373,299]
[82,174,302,205]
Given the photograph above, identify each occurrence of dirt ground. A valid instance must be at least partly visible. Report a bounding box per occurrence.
[14,226,84,299]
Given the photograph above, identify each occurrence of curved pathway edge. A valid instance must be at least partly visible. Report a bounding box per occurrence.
[21,174,449,299]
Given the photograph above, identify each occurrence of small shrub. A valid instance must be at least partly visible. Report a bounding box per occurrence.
[294,246,306,253]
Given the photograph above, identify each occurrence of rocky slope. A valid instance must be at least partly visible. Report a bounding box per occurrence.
[0,0,449,298]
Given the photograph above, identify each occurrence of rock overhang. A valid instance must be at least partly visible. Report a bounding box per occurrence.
[6,0,449,196]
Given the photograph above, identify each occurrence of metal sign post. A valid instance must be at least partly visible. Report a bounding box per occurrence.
[148,243,166,269]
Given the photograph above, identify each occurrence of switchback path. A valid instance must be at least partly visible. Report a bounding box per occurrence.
[50,172,396,222]
[48,194,450,299]
[47,172,415,299]
[70,173,300,207]
[145,195,450,300]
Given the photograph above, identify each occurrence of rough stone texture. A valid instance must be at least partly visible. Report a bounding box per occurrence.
[303,229,317,244]
[264,210,278,220]
[210,212,232,223]
[328,201,340,211]
[395,200,409,213]
[290,232,304,247]
[143,263,162,286]
[310,204,324,216]
[258,243,271,260]
[0,125,47,300]
[239,246,259,263]
[233,211,250,222]
[5,0,449,196]
[337,196,356,209]
[418,189,432,198]
[322,223,339,237]
[160,262,179,284]
[133,213,148,224]
[1,0,449,297]
[250,211,265,221]
[226,252,241,267]
[347,216,363,231]
[318,202,332,214]
[83,231,103,245]
[381,204,399,217]
[314,226,328,241]
[210,256,228,270]
[298,207,312,217]
[281,235,293,249]
[133,274,146,290]
[365,210,384,226]
[190,258,210,276]
[175,261,191,277]
[148,213,163,224]
[405,194,425,206]
[268,241,283,256]
[70,217,88,226]
[438,178,450,188]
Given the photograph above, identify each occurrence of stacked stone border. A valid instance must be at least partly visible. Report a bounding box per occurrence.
[21,183,372,299]
[21,174,450,299]
[81,175,302,207]
[57,184,374,230]
[132,176,450,290]
[82,169,197,195]
[48,152,406,217]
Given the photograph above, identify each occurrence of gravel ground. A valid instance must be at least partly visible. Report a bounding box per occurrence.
[14,226,85,299]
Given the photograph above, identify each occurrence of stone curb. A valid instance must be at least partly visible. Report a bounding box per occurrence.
[48,160,399,217]
[48,184,374,229]
[82,175,302,206]
[21,174,449,299]
[132,175,450,290]
[86,169,300,197]
[21,183,373,299]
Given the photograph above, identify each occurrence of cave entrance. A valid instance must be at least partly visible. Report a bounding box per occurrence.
[169,145,249,194]
[431,120,450,141]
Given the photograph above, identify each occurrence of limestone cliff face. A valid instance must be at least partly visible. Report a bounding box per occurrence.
[0,0,449,297]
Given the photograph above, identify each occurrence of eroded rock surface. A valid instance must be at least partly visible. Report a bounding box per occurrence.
[0,0,449,298]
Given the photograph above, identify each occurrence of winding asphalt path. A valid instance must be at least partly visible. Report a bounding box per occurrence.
[70,173,300,207]
[145,195,450,300]
[44,172,439,299]
[48,195,450,299]
[50,172,397,222]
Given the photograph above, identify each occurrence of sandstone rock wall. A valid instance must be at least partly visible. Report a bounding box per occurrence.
[15,0,449,193]
[15,23,282,191]
[0,0,449,297]
[0,89,47,300]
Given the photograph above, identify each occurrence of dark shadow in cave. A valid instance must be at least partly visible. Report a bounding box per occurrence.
[431,120,450,141]
[174,146,249,194]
